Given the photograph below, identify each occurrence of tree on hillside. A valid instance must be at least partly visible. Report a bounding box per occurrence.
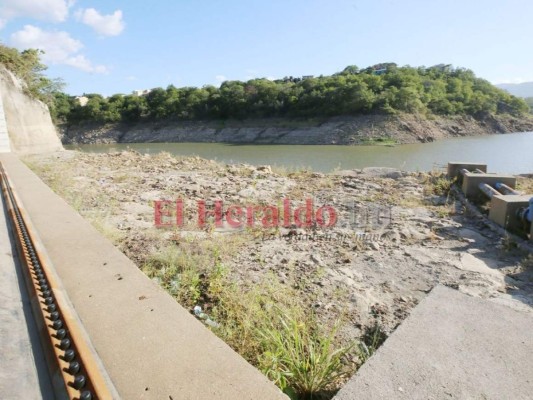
[0,44,64,105]
[16,57,525,125]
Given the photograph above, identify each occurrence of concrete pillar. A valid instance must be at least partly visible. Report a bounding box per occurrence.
[447,162,487,179]
[0,93,11,153]
[462,173,516,200]
[488,195,532,233]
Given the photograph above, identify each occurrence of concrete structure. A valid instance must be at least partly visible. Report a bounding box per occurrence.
[0,66,63,154]
[0,92,11,153]
[446,162,487,180]
[462,173,516,199]
[132,89,151,96]
[0,189,53,399]
[0,153,286,400]
[74,96,89,106]
[489,194,532,233]
[334,285,533,400]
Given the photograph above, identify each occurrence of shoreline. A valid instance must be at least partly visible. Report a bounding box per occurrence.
[60,113,533,146]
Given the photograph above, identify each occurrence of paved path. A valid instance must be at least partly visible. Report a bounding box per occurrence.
[0,189,53,399]
[334,285,533,400]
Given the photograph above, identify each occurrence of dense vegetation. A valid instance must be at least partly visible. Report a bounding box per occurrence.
[0,44,64,110]
[525,97,533,111]
[57,63,529,125]
[0,43,529,125]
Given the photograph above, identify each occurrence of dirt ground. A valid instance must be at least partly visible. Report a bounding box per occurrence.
[24,150,533,377]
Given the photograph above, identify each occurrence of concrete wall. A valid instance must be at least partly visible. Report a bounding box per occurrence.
[0,91,11,153]
[0,153,286,400]
[0,66,63,154]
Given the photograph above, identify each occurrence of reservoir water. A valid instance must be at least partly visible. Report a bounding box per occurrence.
[67,131,533,174]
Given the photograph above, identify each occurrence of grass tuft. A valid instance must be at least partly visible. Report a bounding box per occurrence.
[257,307,354,399]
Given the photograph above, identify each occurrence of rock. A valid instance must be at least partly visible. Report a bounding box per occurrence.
[361,167,404,179]
[455,253,503,278]
[370,242,380,251]
[427,195,448,206]
[311,254,323,265]
[237,187,257,198]
[256,165,272,174]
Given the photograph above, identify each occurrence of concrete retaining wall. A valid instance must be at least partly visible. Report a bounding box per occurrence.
[0,153,286,400]
[0,67,63,154]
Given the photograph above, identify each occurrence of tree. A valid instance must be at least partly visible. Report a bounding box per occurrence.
[25,59,529,124]
[50,92,73,123]
[0,44,64,104]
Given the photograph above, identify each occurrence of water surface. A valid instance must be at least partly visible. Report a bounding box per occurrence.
[67,131,533,174]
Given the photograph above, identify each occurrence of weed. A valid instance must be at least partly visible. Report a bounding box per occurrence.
[356,323,387,363]
[89,214,125,244]
[516,176,533,194]
[360,137,397,146]
[423,172,453,197]
[501,233,518,252]
[257,307,355,399]
[520,254,533,269]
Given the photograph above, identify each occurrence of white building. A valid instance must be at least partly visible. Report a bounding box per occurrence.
[132,89,152,96]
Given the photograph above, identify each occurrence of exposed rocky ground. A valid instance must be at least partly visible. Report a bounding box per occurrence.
[24,151,533,391]
[61,113,533,145]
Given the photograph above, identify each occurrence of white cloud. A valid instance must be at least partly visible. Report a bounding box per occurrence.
[76,8,125,36]
[64,55,108,74]
[10,25,108,74]
[493,77,533,85]
[0,0,73,27]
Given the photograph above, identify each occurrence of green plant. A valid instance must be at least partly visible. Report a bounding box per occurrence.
[142,245,203,305]
[423,172,453,197]
[520,253,533,269]
[501,233,518,252]
[356,323,387,363]
[257,307,354,399]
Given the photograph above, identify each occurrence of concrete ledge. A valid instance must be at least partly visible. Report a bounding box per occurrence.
[447,162,487,180]
[0,154,286,400]
[489,194,532,232]
[333,285,533,400]
[462,173,516,199]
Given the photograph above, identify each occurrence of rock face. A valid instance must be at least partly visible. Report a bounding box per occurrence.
[0,66,63,154]
[62,113,533,145]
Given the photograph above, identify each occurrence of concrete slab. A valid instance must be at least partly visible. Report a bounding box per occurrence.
[0,153,286,400]
[334,285,533,400]
[489,194,533,233]
[0,185,53,399]
[446,162,487,180]
[462,173,517,199]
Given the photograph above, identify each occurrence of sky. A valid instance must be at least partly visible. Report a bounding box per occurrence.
[1,0,533,96]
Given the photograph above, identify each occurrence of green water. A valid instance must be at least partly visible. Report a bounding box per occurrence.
[67,131,533,174]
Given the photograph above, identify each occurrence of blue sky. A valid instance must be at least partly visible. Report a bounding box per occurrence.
[1,0,532,96]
